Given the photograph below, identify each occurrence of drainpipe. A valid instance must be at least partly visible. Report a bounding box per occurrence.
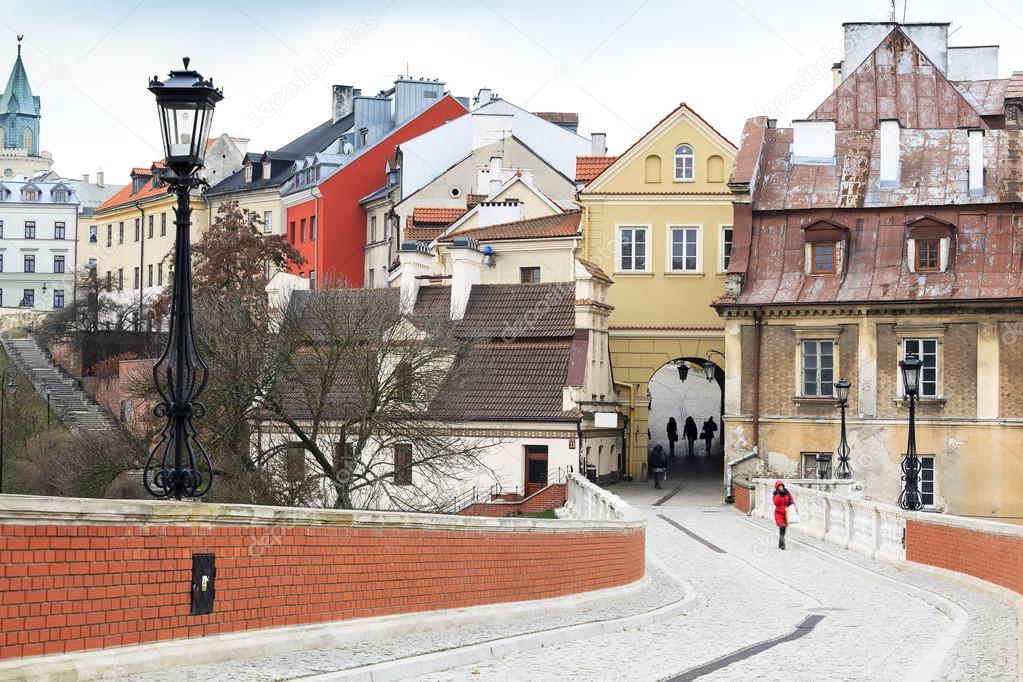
[576,418,586,480]
[311,187,321,287]
[613,380,636,481]
[134,201,145,331]
[752,308,764,449]
[725,446,759,503]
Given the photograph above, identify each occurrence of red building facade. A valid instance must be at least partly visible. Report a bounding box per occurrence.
[285,96,467,287]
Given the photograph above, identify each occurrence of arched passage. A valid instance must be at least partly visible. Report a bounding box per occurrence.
[646,357,725,496]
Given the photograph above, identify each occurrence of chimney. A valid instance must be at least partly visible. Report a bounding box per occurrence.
[488,156,503,196]
[397,241,434,314]
[879,119,900,186]
[476,88,493,108]
[96,171,104,187]
[449,238,483,320]
[477,200,524,227]
[969,129,985,196]
[82,173,90,184]
[332,85,359,123]
[791,119,836,163]
[591,132,607,156]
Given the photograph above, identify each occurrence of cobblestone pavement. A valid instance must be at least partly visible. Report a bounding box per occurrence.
[415,503,1019,682]
[115,461,1019,681]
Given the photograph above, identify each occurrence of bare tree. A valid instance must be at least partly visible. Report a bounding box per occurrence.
[195,284,499,510]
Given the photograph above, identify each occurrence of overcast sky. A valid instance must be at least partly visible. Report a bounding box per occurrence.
[4,0,1023,185]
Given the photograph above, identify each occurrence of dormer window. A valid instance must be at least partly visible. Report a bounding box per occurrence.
[131,176,146,193]
[262,161,271,179]
[22,187,39,202]
[244,164,253,183]
[801,218,849,276]
[906,216,955,274]
[811,243,836,274]
[52,188,69,203]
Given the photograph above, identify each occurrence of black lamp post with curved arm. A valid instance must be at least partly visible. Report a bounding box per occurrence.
[834,378,852,479]
[142,58,223,501]
[899,354,923,511]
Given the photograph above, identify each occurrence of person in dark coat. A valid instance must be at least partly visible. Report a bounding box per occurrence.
[666,417,679,456]
[701,417,718,453]
[648,445,668,489]
[683,417,698,456]
[773,480,796,550]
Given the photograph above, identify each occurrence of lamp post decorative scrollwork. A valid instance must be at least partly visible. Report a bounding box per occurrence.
[142,58,223,501]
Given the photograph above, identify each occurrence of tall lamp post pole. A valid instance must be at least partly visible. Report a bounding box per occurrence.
[0,368,18,494]
[835,379,852,479]
[899,354,923,511]
[141,58,223,501]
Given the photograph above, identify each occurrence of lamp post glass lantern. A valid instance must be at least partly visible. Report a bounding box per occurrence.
[815,453,832,480]
[677,362,689,382]
[835,378,852,479]
[142,58,222,501]
[899,354,923,510]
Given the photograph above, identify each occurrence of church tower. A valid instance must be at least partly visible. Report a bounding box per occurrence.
[0,36,51,178]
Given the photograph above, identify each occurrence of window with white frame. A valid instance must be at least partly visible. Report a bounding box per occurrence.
[674,144,695,181]
[801,339,835,397]
[920,455,936,508]
[619,226,648,271]
[902,338,939,398]
[721,226,733,272]
[263,211,273,234]
[669,226,700,272]
[244,165,253,183]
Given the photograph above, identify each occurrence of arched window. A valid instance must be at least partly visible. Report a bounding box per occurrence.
[674,144,695,181]
[707,155,725,183]
[644,154,661,183]
[22,128,32,152]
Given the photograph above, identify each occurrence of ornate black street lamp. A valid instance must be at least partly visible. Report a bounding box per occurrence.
[0,368,17,494]
[702,349,725,382]
[899,354,923,511]
[142,58,222,501]
[835,378,852,479]
[677,361,689,382]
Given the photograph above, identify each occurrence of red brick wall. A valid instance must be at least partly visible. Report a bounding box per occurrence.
[906,519,1023,595]
[459,484,567,517]
[733,483,752,513]
[0,511,643,660]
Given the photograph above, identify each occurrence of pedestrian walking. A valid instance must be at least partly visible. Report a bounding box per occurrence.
[773,480,796,550]
[701,417,718,453]
[648,445,668,489]
[666,417,679,456]
[683,416,698,456]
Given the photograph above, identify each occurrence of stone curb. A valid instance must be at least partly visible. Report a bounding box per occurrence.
[0,566,677,681]
[301,555,696,681]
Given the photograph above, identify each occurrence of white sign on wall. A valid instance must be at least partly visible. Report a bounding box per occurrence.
[594,412,618,428]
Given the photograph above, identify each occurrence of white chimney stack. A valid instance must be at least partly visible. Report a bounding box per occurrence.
[96,171,104,187]
[969,129,985,196]
[449,239,483,320]
[879,119,900,186]
[792,119,836,163]
[488,156,503,196]
[476,88,493,108]
[397,241,434,314]
[82,173,90,184]
[591,132,607,156]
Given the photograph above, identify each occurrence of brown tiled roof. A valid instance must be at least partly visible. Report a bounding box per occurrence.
[411,207,467,225]
[466,193,486,208]
[533,112,579,125]
[404,225,445,242]
[456,282,576,341]
[808,28,984,129]
[575,156,617,182]
[439,211,580,242]
[432,343,577,421]
[577,258,613,285]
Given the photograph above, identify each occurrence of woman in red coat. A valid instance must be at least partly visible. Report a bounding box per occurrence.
[772,480,795,550]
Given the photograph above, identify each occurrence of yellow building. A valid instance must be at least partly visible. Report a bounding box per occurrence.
[82,165,207,329]
[577,103,736,479]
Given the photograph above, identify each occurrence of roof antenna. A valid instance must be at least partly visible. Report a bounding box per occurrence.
[903,0,908,23]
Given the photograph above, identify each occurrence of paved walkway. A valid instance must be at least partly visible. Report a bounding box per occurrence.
[114,459,1019,681]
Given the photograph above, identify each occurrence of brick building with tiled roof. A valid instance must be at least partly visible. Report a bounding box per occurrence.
[718,22,1023,518]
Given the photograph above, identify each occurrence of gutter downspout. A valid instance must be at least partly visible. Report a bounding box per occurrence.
[725,446,758,503]
[613,380,636,481]
[753,308,763,449]
[311,187,321,287]
[576,418,585,480]
[134,201,145,331]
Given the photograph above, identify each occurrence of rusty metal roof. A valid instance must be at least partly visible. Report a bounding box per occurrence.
[953,79,1009,116]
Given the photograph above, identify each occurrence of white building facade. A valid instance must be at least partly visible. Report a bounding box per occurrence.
[0,175,78,319]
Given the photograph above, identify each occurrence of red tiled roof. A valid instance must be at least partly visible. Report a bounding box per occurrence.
[404,225,446,242]
[410,207,467,225]
[438,211,580,243]
[577,258,613,285]
[575,156,617,182]
[95,177,170,213]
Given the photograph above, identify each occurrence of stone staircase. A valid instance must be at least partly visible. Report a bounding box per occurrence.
[0,334,116,432]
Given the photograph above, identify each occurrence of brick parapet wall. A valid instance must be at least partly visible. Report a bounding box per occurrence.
[906,517,1023,596]
[459,484,567,517]
[0,492,644,661]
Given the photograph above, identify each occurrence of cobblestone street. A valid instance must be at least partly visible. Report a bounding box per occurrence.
[114,455,1021,682]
